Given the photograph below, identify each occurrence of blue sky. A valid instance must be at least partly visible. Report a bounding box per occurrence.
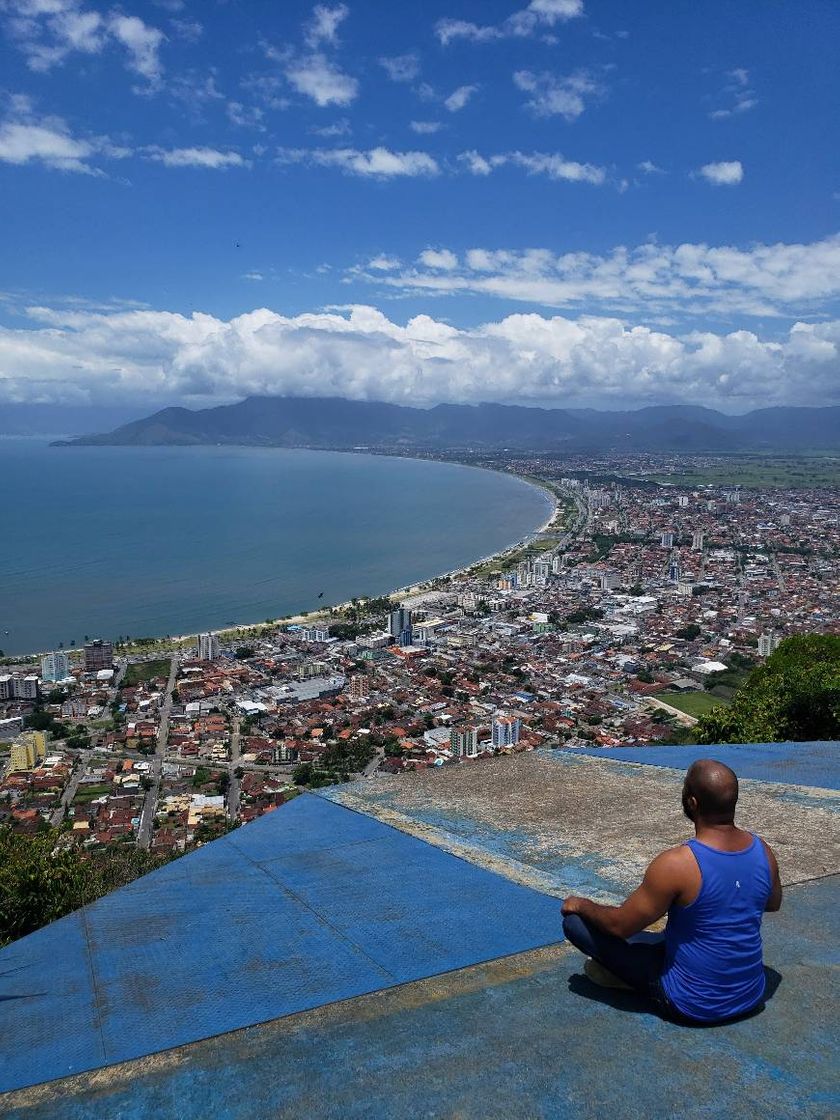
[1,0,839,413]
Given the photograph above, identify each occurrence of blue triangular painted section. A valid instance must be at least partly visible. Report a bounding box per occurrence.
[564,741,840,790]
[0,795,564,1094]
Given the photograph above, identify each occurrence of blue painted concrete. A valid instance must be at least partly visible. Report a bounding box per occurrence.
[564,741,840,790]
[6,876,837,1120]
[0,795,566,1095]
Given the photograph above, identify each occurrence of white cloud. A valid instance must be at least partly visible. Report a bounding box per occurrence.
[0,96,125,173]
[380,53,420,82]
[457,149,605,184]
[513,69,602,120]
[353,234,840,320]
[278,146,439,178]
[3,2,166,86]
[698,160,743,186]
[709,68,758,120]
[285,52,358,106]
[436,0,584,45]
[508,151,605,183]
[637,159,665,175]
[3,302,837,411]
[410,120,442,134]
[310,118,351,138]
[146,146,247,169]
[367,255,401,271]
[0,118,95,172]
[418,248,459,270]
[444,84,478,112]
[227,101,265,129]
[304,3,349,48]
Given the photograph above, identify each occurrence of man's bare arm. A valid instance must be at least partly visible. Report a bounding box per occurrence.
[762,840,783,912]
[561,850,683,939]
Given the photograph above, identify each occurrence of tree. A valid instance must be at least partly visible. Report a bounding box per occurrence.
[675,624,701,641]
[695,635,840,744]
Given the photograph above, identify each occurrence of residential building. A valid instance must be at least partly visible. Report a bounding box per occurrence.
[492,714,522,748]
[389,607,412,646]
[0,716,24,741]
[758,632,782,658]
[449,726,478,759]
[9,730,47,772]
[41,650,69,683]
[197,633,221,661]
[0,674,13,701]
[660,531,675,549]
[84,639,113,672]
[692,530,705,551]
[349,675,368,700]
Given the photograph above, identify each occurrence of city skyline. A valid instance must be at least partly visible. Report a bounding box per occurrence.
[1,1,839,413]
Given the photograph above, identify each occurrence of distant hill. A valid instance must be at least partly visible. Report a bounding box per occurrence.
[54,396,840,453]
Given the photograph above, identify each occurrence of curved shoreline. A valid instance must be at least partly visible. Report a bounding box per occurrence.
[4,452,558,662]
[161,462,556,648]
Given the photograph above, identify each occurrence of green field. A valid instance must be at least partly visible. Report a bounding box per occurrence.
[122,659,172,687]
[654,691,728,717]
[645,456,840,490]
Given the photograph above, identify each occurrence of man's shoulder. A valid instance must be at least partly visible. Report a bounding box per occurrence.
[649,843,697,881]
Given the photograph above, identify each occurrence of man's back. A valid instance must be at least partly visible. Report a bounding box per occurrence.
[660,832,772,1022]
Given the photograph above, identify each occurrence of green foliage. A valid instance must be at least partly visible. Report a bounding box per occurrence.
[695,635,840,744]
[234,646,255,660]
[566,607,604,625]
[121,659,171,688]
[0,828,170,948]
[675,624,702,640]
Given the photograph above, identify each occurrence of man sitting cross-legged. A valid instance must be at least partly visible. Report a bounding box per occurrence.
[561,758,783,1024]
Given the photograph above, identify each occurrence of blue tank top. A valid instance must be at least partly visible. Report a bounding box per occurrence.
[661,834,772,1022]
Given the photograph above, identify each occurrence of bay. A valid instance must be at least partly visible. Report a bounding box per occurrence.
[0,441,552,656]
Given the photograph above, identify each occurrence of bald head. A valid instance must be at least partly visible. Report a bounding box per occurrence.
[682,759,739,824]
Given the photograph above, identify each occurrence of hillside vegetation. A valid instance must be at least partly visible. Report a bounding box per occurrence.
[695,635,840,744]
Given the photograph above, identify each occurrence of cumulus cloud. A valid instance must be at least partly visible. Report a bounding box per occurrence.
[304,3,349,48]
[278,146,439,178]
[146,146,248,169]
[0,95,126,173]
[698,160,744,186]
[436,0,584,45]
[410,120,442,134]
[444,84,478,112]
[379,53,420,82]
[284,52,358,106]
[352,234,840,319]
[458,149,606,184]
[3,2,166,87]
[418,248,459,270]
[2,302,837,411]
[513,69,602,120]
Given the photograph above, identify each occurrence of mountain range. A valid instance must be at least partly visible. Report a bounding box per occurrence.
[54,396,840,453]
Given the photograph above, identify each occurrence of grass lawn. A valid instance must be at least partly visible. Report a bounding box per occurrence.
[644,456,840,490]
[654,691,729,717]
[122,659,172,688]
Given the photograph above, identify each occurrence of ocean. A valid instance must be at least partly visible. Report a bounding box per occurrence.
[0,440,552,656]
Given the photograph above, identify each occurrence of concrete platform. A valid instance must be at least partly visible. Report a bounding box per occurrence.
[1,742,837,1118]
[0,796,564,1095]
[326,748,840,901]
[3,876,837,1120]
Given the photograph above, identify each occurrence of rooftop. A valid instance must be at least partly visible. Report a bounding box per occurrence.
[1,742,837,1119]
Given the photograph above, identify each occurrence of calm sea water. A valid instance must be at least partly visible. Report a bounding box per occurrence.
[0,441,552,656]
